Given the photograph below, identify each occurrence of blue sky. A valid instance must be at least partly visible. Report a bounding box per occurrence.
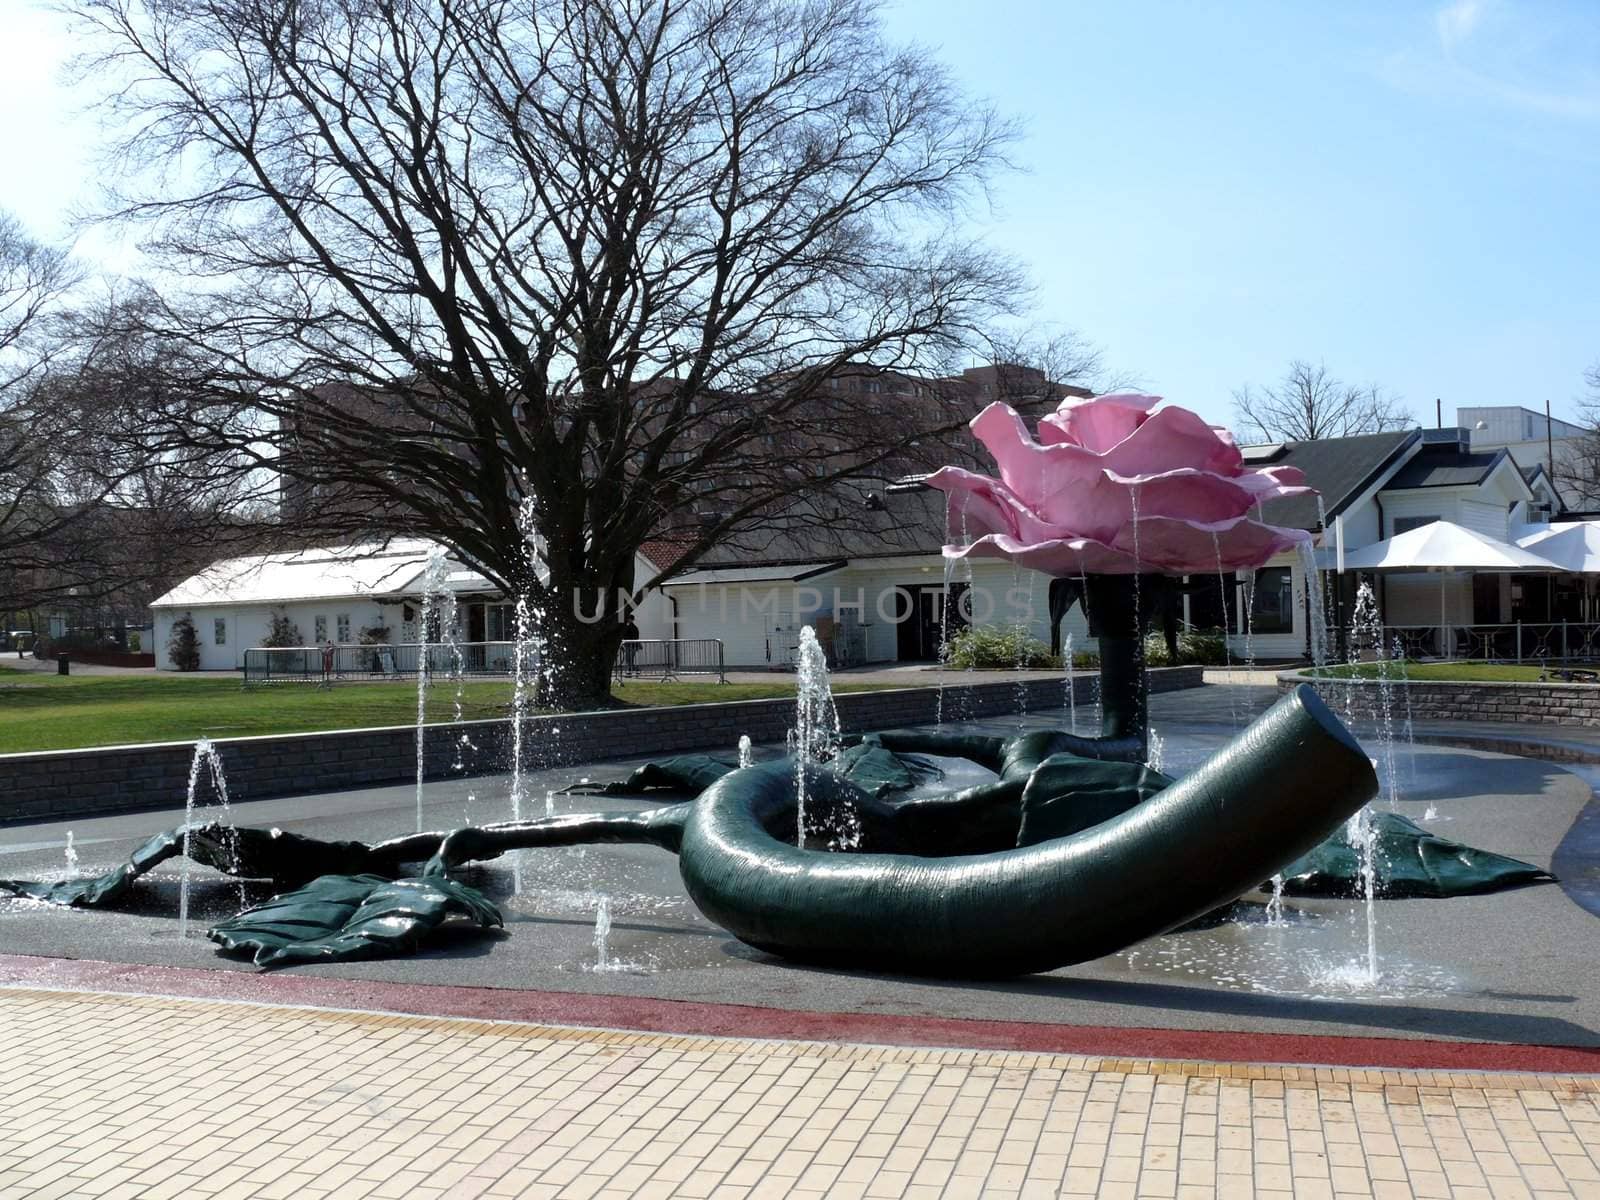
[877,0,1600,426]
[2,0,1598,429]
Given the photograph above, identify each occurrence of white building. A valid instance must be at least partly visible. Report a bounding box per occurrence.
[154,427,1586,673]
[151,540,671,671]
[651,426,1573,666]
[1459,404,1588,510]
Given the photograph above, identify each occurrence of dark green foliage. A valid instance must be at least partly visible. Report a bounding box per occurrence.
[262,608,301,648]
[1142,630,1229,666]
[208,874,502,968]
[569,744,946,801]
[1015,756,1174,845]
[831,738,944,798]
[167,615,200,671]
[1280,811,1553,898]
[943,624,1060,670]
[567,755,739,795]
[0,823,441,910]
[0,829,183,907]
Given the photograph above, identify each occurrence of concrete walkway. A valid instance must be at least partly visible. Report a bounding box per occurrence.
[4,986,1598,1200]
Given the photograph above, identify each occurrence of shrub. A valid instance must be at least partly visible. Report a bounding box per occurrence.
[127,631,141,652]
[167,615,200,671]
[47,631,122,653]
[262,607,301,648]
[1143,629,1230,667]
[943,624,1061,670]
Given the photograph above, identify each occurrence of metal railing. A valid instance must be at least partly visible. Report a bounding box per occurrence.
[1348,622,1600,667]
[613,638,726,683]
[243,641,528,686]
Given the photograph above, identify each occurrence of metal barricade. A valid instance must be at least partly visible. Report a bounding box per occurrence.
[613,638,725,683]
[243,641,526,685]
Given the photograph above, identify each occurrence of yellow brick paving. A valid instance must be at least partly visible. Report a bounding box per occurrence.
[3,990,1600,1200]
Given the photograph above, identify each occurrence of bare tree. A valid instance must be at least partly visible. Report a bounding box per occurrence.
[1233,360,1411,443]
[67,0,1076,706]
[1,285,272,619]
[0,212,90,618]
[1551,362,1600,507]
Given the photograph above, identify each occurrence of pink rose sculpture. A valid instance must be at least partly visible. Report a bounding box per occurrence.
[927,393,1313,576]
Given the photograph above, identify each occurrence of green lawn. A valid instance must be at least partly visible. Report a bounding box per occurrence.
[1312,661,1550,683]
[0,667,891,753]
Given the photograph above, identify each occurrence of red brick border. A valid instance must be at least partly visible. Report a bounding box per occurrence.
[4,953,1596,1074]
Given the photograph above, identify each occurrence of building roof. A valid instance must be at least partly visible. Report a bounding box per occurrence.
[1251,429,1420,531]
[1384,444,1510,490]
[150,540,499,609]
[661,561,847,587]
[683,484,948,571]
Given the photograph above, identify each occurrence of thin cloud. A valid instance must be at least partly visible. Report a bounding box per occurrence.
[1435,0,1486,51]
[1380,1,1600,123]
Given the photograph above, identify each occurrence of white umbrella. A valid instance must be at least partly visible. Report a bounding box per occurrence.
[1517,522,1600,621]
[1516,522,1600,573]
[1340,521,1560,655]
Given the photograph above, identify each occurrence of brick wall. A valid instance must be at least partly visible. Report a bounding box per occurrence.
[1279,672,1600,727]
[0,667,1203,822]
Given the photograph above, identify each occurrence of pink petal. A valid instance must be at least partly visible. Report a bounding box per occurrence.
[945,517,1310,577]
[1038,393,1162,450]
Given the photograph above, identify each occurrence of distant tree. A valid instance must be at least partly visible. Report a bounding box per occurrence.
[166,613,199,670]
[66,0,1085,708]
[1,287,276,614]
[262,608,301,648]
[1551,362,1600,506]
[0,212,90,611]
[1233,361,1411,443]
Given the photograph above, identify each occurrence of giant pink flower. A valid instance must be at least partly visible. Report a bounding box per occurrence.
[927,393,1313,575]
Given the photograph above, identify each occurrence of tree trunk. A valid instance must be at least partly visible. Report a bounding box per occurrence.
[538,601,626,711]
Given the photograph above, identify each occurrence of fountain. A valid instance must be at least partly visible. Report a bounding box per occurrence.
[592,895,611,972]
[788,627,841,846]
[507,595,536,894]
[177,737,235,939]
[1,390,1555,979]
[1062,633,1078,734]
[63,831,77,873]
[1145,726,1166,774]
[737,735,753,769]
[414,547,450,831]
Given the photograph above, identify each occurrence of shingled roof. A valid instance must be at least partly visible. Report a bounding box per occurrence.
[1252,429,1421,531]
[1384,444,1509,490]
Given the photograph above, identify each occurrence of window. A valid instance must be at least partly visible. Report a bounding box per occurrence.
[1393,515,1439,535]
[336,614,351,642]
[314,615,328,643]
[213,618,226,646]
[486,604,513,642]
[1249,567,1294,634]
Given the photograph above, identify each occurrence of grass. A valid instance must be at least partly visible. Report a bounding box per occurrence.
[0,667,892,753]
[1311,661,1551,683]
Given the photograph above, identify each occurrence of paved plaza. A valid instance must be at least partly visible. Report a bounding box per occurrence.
[6,987,1600,1200]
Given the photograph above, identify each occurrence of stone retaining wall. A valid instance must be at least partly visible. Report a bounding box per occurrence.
[0,667,1203,822]
[1279,671,1600,727]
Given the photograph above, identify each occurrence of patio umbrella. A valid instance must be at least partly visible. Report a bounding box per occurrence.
[1518,522,1600,620]
[1339,521,1561,653]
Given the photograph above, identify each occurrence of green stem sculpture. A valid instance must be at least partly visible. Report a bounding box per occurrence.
[424,684,1376,977]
